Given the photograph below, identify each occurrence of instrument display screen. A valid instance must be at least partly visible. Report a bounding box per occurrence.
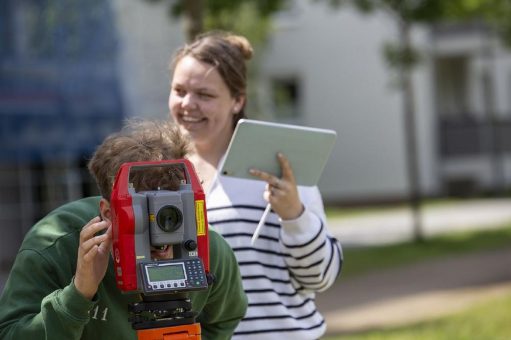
[140,258,207,293]
[146,263,186,282]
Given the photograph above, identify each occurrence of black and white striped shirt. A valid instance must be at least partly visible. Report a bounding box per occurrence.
[206,175,343,339]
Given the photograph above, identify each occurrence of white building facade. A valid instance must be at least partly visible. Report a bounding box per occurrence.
[256,1,511,203]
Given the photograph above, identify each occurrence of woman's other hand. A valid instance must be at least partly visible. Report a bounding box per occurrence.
[250,152,304,220]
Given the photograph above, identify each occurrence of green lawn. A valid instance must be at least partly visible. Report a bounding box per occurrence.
[341,224,511,278]
[324,291,511,340]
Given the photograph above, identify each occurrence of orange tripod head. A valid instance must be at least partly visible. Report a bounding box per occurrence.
[130,293,202,340]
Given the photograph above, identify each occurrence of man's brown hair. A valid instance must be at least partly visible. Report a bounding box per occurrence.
[88,119,190,200]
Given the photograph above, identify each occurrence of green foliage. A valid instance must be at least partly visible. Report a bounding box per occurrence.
[382,42,421,70]
[168,0,285,18]
[434,0,511,46]
[382,0,447,22]
[336,0,511,46]
[207,0,285,18]
[325,0,450,23]
[203,2,274,47]
[142,0,288,48]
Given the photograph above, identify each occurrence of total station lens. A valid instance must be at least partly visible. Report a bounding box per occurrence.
[156,205,183,232]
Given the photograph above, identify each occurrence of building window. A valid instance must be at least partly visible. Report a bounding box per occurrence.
[434,56,469,117]
[271,77,301,119]
[0,0,13,58]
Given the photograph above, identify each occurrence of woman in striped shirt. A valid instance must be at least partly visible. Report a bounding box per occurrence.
[168,30,343,339]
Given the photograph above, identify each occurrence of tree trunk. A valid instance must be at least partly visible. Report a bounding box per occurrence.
[183,0,204,42]
[399,21,423,242]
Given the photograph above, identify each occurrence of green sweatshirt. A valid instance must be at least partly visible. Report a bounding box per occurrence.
[0,197,247,339]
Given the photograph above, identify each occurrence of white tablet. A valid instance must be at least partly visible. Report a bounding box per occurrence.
[219,119,337,186]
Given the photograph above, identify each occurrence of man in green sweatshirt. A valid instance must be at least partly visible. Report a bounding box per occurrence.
[0,120,247,339]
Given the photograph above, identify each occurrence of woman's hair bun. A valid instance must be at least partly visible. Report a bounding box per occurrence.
[225,34,253,60]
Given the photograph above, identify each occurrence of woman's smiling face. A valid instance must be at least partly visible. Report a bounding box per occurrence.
[169,56,243,149]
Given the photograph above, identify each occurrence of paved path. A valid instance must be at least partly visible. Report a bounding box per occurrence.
[328,198,511,246]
